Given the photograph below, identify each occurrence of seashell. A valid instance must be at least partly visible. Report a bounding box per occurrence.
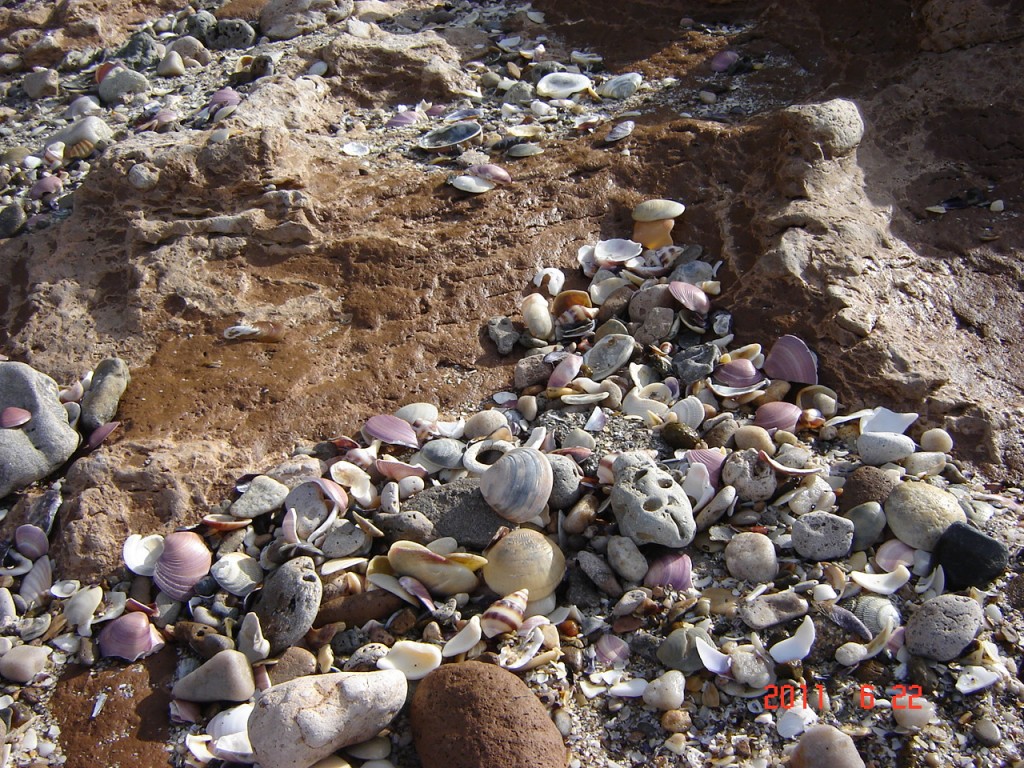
[584,406,607,431]
[669,396,706,429]
[584,334,635,381]
[208,702,254,744]
[386,541,479,596]
[548,354,583,388]
[363,414,419,449]
[98,611,165,661]
[29,175,63,200]
[443,614,483,658]
[418,121,482,152]
[820,602,871,641]
[695,637,732,675]
[480,447,553,524]
[201,514,250,531]
[570,49,602,65]
[644,553,692,590]
[714,358,764,388]
[595,633,631,666]
[377,640,442,680]
[859,407,918,435]
[632,199,686,222]
[668,281,710,315]
[210,553,263,597]
[481,589,529,638]
[506,142,544,157]
[209,87,241,110]
[759,450,825,477]
[682,462,715,511]
[64,585,104,636]
[776,705,818,739]
[710,50,740,73]
[794,385,838,415]
[449,174,495,193]
[153,532,212,601]
[533,267,564,297]
[850,564,910,595]
[874,539,915,573]
[768,615,816,663]
[686,448,726,487]
[376,458,429,481]
[483,528,565,601]
[588,277,630,307]
[462,439,515,474]
[466,163,512,185]
[554,306,596,340]
[386,110,421,128]
[851,595,901,635]
[20,556,52,608]
[521,293,553,340]
[596,72,642,99]
[620,387,669,424]
[1,407,31,429]
[762,335,817,385]
[342,141,370,156]
[754,401,801,433]
[15,524,49,560]
[955,665,1002,694]
[507,124,546,139]
[551,289,592,317]
[835,618,895,666]
[536,72,593,98]
[605,120,635,143]
[594,238,643,264]
[85,421,120,450]
[561,392,608,406]
[51,579,80,598]
[417,437,466,470]
[398,575,435,611]
[0,551,33,577]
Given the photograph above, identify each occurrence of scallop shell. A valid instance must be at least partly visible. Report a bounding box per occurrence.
[442,614,483,657]
[417,121,482,151]
[210,553,263,597]
[595,633,631,666]
[376,640,442,680]
[386,541,479,597]
[596,72,642,99]
[482,528,565,601]
[480,589,529,638]
[763,335,818,385]
[152,532,212,601]
[754,401,802,433]
[669,396,706,429]
[480,447,553,524]
[98,611,165,662]
[852,596,901,635]
[15,524,49,560]
[536,72,592,98]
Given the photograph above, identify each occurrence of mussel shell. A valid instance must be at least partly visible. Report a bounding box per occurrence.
[483,528,565,601]
[480,447,553,524]
[98,611,165,661]
[417,121,482,151]
[153,531,212,601]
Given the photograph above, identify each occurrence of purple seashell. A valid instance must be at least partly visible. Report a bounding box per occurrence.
[1,406,31,429]
[713,358,764,388]
[875,538,915,573]
[466,164,512,185]
[98,611,166,662]
[15,524,49,560]
[425,104,447,117]
[686,448,726,487]
[309,477,350,511]
[644,552,693,590]
[763,335,818,385]
[398,575,435,611]
[209,87,241,109]
[85,420,120,450]
[386,110,421,128]
[548,354,583,388]
[29,175,63,200]
[710,50,740,73]
[375,458,429,481]
[595,633,630,666]
[153,531,211,601]
[754,401,802,433]
[669,281,711,315]
[663,377,681,400]
[550,446,593,463]
[363,414,420,449]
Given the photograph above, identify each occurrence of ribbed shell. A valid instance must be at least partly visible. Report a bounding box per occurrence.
[480,448,553,524]
[482,529,565,601]
[153,531,211,601]
[853,596,901,635]
[480,589,529,638]
[98,611,165,661]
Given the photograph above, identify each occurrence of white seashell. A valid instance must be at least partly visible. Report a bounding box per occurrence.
[670,396,706,429]
[608,678,648,697]
[589,277,629,305]
[521,293,553,340]
[776,705,818,739]
[536,72,593,98]
[498,625,544,670]
[769,615,816,663]
[123,534,165,576]
[533,267,565,296]
[696,637,732,675]
[237,612,270,664]
[482,528,565,601]
[50,580,80,599]
[63,585,103,637]
[560,392,608,406]
[596,72,642,99]
[367,573,418,606]
[443,615,483,657]
[377,640,442,680]
[835,619,895,666]
[208,702,254,741]
[954,665,1002,694]
[211,553,263,597]
[20,556,52,608]
[594,238,643,264]
[387,541,479,596]
[860,407,918,435]
[605,120,635,143]
[682,462,714,512]
[93,590,127,625]
[480,447,553,524]
[812,584,838,601]
[462,439,515,474]
[450,174,495,194]
[328,461,378,508]
[875,539,915,573]
[186,734,216,763]
[620,387,669,424]
[850,564,910,595]
[342,141,370,156]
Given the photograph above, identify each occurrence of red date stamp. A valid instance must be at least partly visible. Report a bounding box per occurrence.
[763,683,923,710]
[858,684,923,709]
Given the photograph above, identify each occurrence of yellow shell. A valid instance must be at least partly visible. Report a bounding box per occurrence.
[482,528,565,601]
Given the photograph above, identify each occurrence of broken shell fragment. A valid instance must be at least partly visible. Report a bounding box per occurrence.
[210,553,263,597]
[123,534,165,576]
[1,407,32,429]
[98,611,166,662]
[480,447,553,524]
[442,615,483,657]
[850,564,911,595]
[63,585,104,636]
[363,415,419,449]
[377,640,442,680]
[769,615,816,663]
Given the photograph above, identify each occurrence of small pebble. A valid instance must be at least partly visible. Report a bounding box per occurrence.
[721,449,777,501]
[605,536,648,583]
[0,645,51,683]
[791,511,854,561]
[724,532,778,582]
[839,466,899,513]
[790,724,865,768]
[919,428,953,453]
[171,649,255,702]
[973,718,1001,747]
[843,501,886,551]
[230,475,290,518]
[857,432,916,465]
[931,521,1009,590]
[904,594,983,661]
[642,670,685,710]
[733,425,774,455]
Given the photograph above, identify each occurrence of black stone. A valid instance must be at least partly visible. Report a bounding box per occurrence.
[932,521,1009,589]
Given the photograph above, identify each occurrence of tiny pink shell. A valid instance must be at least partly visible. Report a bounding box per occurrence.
[29,175,63,200]
[763,335,818,385]
[686,448,726,487]
[15,524,49,560]
[1,407,31,429]
[209,87,241,109]
[875,538,916,573]
[398,575,435,611]
[376,458,430,481]
[466,163,512,185]
[548,354,583,389]
[98,611,165,661]
[386,110,421,127]
[713,359,764,389]
[86,421,120,450]
[669,281,711,315]
[363,414,419,449]
[595,633,630,666]
[754,401,802,433]
[309,477,349,511]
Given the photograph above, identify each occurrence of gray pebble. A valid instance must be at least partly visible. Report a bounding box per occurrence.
[634,306,676,346]
[973,718,1001,748]
[546,453,582,510]
[702,415,738,448]
[0,203,27,238]
[610,452,695,548]
[724,532,778,582]
[170,649,255,702]
[502,81,534,105]
[721,449,777,501]
[628,284,675,323]
[374,509,436,544]
[254,556,323,654]
[98,67,150,104]
[230,475,290,518]
[904,594,982,662]
[738,591,808,630]
[128,163,160,191]
[184,10,218,46]
[843,501,886,551]
[657,626,713,673]
[513,353,551,389]
[792,511,854,561]
[80,357,131,432]
[22,68,59,99]
[856,432,916,466]
[486,316,520,355]
[209,19,256,49]
[402,477,505,549]
[605,536,648,583]
[576,550,623,598]
[116,31,162,69]
[884,480,966,551]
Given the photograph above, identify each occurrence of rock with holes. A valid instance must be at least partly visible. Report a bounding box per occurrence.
[609,452,695,548]
[253,556,322,654]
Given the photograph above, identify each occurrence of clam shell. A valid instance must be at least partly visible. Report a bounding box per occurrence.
[669,396,706,429]
[20,555,52,608]
[521,293,553,340]
[644,553,692,590]
[480,447,553,524]
[584,334,635,381]
[123,534,165,577]
[1,407,31,429]
[596,72,642,99]
[686,448,726,487]
[713,358,764,388]
[418,121,482,151]
[63,584,104,635]
[443,614,482,657]
[763,335,818,385]
[98,611,165,662]
[754,401,801,433]
[594,238,643,264]
[395,402,438,424]
[15,524,49,560]
[283,482,334,541]
[376,640,442,680]
[852,595,901,635]
[595,633,631,666]
[417,438,466,470]
[860,407,918,435]
[466,163,512,185]
[632,199,685,222]
[463,439,515,474]
[795,385,839,418]
[536,72,592,98]
[386,541,479,596]
[450,174,495,193]
[153,532,212,601]
[548,354,583,388]
[482,528,565,601]
[874,538,915,573]
[605,120,635,143]
[375,458,429,481]
[210,553,263,597]
[669,281,710,315]
[506,142,544,157]
[363,414,419,449]
[480,589,529,638]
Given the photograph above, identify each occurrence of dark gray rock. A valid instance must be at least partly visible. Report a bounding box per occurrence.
[254,556,323,654]
[401,477,507,550]
[546,453,582,510]
[116,32,161,69]
[209,19,257,50]
[0,203,27,238]
[671,343,718,387]
[791,511,854,561]
[932,521,1009,590]
[184,10,219,46]
[79,357,130,432]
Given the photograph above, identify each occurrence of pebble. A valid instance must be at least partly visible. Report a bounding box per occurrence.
[610,452,696,548]
[79,357,131,432]
[634,306,676,345]
[0,203,27,238]
[486,316,520,355]
[513,354,552,389]
[317,591,404,628]
[737,591,808,630]
[856,432,916,466]
[576,550,623,598]
[839,466,900,513]
[656,626,713,674]
[919,428,954,453]
[721,449,777,501]
[249,670,407,768]
[254,556,323,654]
[209,18,257,49]
[725,532,779,583]
[267,646,317,685]
[628,284,675,323]
[973,718,1001,748]
[156,51,186,77]
[883,480,966,551]
[98,67,150,105]
[410,661,567,768]
[904,594,983,661]
[791,511,854,561]
[782,99,865,157]
[128,163,161,191]
[402,477,506,549]
[117,31,162,69]
[842,501,886,551]
[733,425,775,454]
[932,521,1009,589]
[605,535,648,583]
[729,646,774,688]
[546,453,582,510]
[230,474,290,518]
[789,724,865,768]
[0,645,51,683]
[171,649,255,702]
[22,68,59,99]
[642,670,686,710]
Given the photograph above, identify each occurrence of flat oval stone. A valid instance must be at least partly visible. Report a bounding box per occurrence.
[738,591,808,630]
[884,481,966,551]
[904,594,982,662]
[791,511,854,561]
[411,661,566,768]
[0,644,51,683]
[856,432,915,466]
[79,357,130,432]
[605,536,648,583]
[656,626,713,673]
[583,334,634,381]
[230,475,290,518]
[632,199,686,222]
[842,501,886,551]
[254,556,323,654]
[932,521,1009,590]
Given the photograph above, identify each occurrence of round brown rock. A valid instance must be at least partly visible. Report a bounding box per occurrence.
[790,724,865,768]
[411,661,567,768]
[838,466,898,513]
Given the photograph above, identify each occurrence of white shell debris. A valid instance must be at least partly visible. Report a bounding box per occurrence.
[850,564,911,595]
[769,616,816,663]
[122,534,165,576]
[376,640,442,680]
[955,665,1002,694]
